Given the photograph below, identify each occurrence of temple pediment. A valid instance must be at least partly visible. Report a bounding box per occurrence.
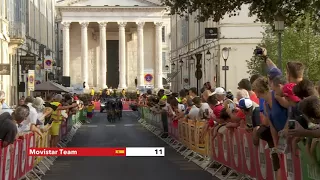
[56,0,161,7]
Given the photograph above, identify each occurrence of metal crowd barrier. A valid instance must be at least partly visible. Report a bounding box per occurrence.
[0,110,84,180]
[138,107,320,180]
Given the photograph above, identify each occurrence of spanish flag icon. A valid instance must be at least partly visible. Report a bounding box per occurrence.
[115,149,125,154]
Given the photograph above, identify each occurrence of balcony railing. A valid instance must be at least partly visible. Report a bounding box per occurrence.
[9,21,26,39]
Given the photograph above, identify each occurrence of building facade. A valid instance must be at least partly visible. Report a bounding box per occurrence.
[0,0,10,103]
[7,0,56,105]
[170,5,265,93]
[56,0,170,90]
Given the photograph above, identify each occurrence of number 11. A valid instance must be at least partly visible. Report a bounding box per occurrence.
[155,149,163,154]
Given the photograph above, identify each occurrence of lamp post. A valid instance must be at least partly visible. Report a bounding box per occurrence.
[195,53,202,95]
[274,13,285,71]
[179,59,184,84]
[221,47,230,90]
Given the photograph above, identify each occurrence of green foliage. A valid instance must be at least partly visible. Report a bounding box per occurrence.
[161,0,320,29]
[246,14,320,81]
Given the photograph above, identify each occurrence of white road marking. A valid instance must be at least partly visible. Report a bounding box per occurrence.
[105,124,116,127]
[86,125,98,128]
[124,124,137,127]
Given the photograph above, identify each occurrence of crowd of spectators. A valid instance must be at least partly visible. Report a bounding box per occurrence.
[0,92,90,148]
[139,48,320,179]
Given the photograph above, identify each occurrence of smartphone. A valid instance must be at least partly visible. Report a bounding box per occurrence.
[288,120,295,129]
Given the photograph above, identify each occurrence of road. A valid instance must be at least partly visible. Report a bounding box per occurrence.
[43,111,216,180]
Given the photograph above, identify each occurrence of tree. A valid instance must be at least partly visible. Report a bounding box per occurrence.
[246,14,320,81]
[161,0,320,29]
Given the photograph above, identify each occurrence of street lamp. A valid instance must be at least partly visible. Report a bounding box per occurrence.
[171,62,176,70]
[165,65,169,71]
[222,47,230,90]
[274,12,285,71]
[189,56,195,65]
[206,50,211,61]
[179,59,184,66]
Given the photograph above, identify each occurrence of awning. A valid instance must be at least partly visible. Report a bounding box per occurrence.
[34,81,70,92]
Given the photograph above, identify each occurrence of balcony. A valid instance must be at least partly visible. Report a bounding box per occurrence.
[9,22,25,45]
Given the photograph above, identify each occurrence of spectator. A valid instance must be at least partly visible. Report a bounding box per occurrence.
[207,94,223,120]
[0,112,17,147]
[289,95,320,138]
[237,98,260,130]
[50,94,64,147]
[238,78,259,104]
[225,89,250,128]
[286,61,305,84]
[187,97,200,120]
[21,96,43,137]
[235,89,249,103]
[18,98,25,105]
[199,90,214,120]
[249,74,262,84]
[209,87,226,103]
[13,105,30,134]
[33,97,53,130]
[0,105,30,147]
[188,87,197,99]
[293,79,319,99]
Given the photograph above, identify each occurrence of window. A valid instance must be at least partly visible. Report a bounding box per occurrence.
[162,52,166,70]
[162,26,165,42]
[181,19,188,45]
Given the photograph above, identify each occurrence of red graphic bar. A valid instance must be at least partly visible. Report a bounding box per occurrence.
[28,148,126,157]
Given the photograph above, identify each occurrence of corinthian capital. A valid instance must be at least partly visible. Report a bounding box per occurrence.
[79,22,89,28]
[154,22,163,27]
[61,22,71,29]
[136,22,145,29]
[98,22,108,29]
[117,22,127,28]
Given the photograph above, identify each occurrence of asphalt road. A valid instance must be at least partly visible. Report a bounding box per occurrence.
[43,111,216,180]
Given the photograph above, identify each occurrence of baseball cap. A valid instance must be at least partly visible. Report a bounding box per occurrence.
[209,87,225,96]
[282,83,300,102]
[268,67,282,80]
[238,98,253,109]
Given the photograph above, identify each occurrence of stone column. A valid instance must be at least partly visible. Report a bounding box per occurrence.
[80,22,89,89]
[62,22,71,76]
[99,22,108,89]
[136,22,145,87]
[118,22,127,89]
[154,22,163,89]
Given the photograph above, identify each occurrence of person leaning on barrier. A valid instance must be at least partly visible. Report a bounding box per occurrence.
[22,97,43,137]
[0,105,30,147]
[293,79,319,99]
[32,97,53,132]
[187,97,200,121]
[288,96,320,138]
[289,96,320,164]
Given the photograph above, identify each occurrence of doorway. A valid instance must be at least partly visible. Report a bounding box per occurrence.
[107,40,119,88]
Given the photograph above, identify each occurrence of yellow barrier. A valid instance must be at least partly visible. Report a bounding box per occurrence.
[177,119,210,157]
[188,120,196,151]
[34,125,52,166]
[194,121,208,156]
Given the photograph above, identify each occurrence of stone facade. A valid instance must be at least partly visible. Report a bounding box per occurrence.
[170,5,265,93]
[56,0,171,90]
